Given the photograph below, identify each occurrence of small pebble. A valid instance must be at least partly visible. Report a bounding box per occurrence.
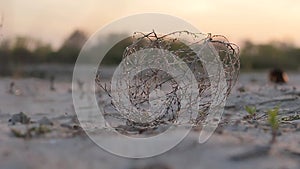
[38,117,54,126]
[8,112,31,125]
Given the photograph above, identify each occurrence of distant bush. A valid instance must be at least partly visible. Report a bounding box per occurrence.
[240,41,300,70]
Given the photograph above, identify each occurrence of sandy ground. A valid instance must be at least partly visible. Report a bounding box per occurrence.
[0,72,299,169]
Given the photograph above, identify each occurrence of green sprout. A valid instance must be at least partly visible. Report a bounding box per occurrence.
[267,106,280,143]
[245,106,256,117]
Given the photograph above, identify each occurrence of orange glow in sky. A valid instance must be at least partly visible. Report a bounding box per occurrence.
[1,0,300,48]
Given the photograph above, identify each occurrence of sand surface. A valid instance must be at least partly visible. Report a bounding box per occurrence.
[0,72,299,169]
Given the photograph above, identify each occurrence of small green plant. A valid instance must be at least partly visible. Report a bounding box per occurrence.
[245,106,256,116]
[244,105,256,120]
[267,106,280,143]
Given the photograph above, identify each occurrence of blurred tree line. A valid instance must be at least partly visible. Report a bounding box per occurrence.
[0,30,87,75]
[240,40,300,71]
[0,30,86,64]
[0,30,299,76]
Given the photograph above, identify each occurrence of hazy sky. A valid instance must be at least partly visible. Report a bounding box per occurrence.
[1,0,300,48]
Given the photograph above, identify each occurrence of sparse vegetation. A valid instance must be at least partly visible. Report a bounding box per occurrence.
[267,106,280,144]
[244,105,256,119]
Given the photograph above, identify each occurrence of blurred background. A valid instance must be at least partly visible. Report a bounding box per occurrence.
[0,0,299,78]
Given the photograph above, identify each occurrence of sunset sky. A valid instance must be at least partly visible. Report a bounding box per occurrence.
[1,0,300,49]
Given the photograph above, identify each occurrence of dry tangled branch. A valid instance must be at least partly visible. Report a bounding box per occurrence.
[96,30,240,128]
